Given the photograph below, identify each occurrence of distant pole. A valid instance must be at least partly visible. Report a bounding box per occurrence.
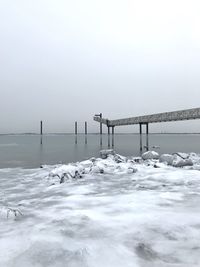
[85,121,87,144]
[40,121,43,135]
[75,121,78,144]
[85,121,87,135]
[75,121,78,135]
[40,120,43,145]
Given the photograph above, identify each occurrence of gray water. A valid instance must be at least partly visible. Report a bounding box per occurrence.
[0,134,200,168]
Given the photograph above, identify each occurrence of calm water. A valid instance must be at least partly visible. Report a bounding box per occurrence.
[0,134,200,168]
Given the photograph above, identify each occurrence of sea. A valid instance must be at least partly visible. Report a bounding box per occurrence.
[0,133,200,168]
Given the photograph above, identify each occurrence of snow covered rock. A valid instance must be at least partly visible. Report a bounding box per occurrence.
[160,153,193,167]
[172,154,193,167]
[173,152,189,159]
[100,149,115,159]
[49,165,83,183]
[142,151,159,160]
[160,154,174,165]
[114,154,127,163]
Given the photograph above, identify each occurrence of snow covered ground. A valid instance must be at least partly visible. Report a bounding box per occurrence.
[1,151,200,267]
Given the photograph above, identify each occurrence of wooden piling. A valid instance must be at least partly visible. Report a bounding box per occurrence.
[146,123,149,151]
[108,126,110,147]
[139,123,142,152]
[75,121,78,144]
[100,113,102,135]
[40,121,43,135]
[85,121,87,135]
[85,121,87,144]
[112,126,115,147]
[75,121,78,135]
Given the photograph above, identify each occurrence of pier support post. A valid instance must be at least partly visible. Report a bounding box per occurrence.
[100,113,102,135]
[108,126,110,147]
[112,126,115,147]
[146,123,149,151]
[139,123,142,152]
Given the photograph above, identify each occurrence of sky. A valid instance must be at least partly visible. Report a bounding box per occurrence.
[0,0,200,133]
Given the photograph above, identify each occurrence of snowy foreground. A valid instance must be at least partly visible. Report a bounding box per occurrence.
[1,151,200,267]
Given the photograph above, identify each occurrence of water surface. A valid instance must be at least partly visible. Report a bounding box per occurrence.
[0,134,200,168]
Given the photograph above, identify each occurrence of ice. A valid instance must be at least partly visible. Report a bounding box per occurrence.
[160,153,194,167]
[1,152,200,266]
[160,154,174,165]
[100,149,115,159]
[142,151,159,160]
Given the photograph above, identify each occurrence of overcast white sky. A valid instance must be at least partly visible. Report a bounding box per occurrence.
[0,0,200,133]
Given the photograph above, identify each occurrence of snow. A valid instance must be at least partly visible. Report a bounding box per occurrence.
[142,151,159,160]
[160,153,194,167]
[1,152,200,266]
[100,149,115,159]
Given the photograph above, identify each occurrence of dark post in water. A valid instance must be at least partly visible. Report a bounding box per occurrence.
[85,121,87,135]
[85,121,87,144]
[112,126,115,147]
[107,126,110,147]
[40,121,43,135]
[139,123,142,152]
[146,123,149,151]
[95,113,103,146]
[75,121,78,135]
[40,120,43,145]
[100,113,102,135]
[75,121,78,144]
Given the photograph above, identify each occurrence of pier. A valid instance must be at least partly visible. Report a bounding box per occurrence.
[94,107,200,150]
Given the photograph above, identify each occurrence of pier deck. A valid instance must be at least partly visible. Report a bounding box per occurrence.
[94,108,200,127]
[93,107,200,150]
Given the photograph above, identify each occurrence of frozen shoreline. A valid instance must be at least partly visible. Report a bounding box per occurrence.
[1,151,200,267]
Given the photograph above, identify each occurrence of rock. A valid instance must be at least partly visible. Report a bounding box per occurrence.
[142,151,159,160]
[173,152,189,159]
[80,160,93,168]
[153,164,160,168]
[91,165,105,174]
[114,154,127,163]
[160,153,193,167]
[131,157,142,163]
[172,154,193,167]
[100,149,115,159]
[160,154,174,165]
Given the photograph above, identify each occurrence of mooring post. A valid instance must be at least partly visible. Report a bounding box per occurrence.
[75,121,78,144]
[108,127,110,147]
[40,121,43,145]
[75,121,78,135]
[100,113,102,135]
[146,123,149,151]
[112,126,115,147]
[95,113,103,146]
[40,121,43,135]
[85,121,87,135]
[139,123,142,152]
[85,121,87,144]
